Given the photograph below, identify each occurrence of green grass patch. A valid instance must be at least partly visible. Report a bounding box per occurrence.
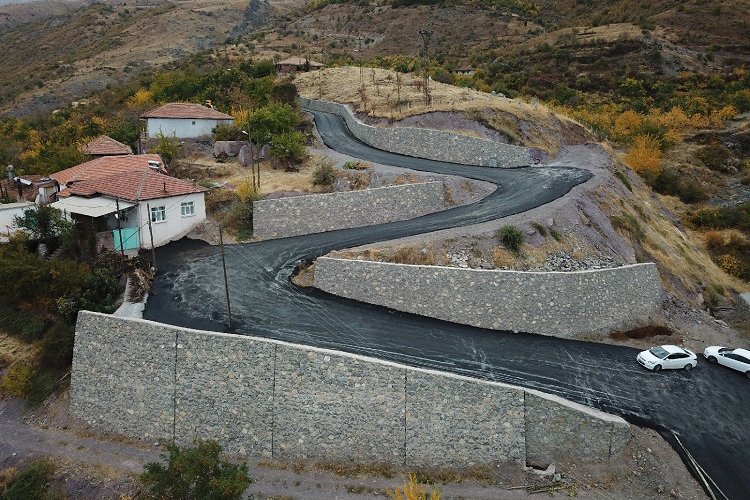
[531,222,548,237]
[614,171,633,191]
[496,225,524,254]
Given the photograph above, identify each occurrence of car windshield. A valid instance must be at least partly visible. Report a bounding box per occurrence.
[720,347,733,353]
[649,347,670,359]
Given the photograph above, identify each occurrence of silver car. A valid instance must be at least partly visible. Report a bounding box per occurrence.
[703,346,750,379]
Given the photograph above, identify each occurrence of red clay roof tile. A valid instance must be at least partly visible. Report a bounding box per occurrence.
[140,103,233,120]
[50,155,164,186]
[81,135,133,155]
[60,169,205,202]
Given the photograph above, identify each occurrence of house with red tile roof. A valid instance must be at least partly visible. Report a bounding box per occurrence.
[140,102,234,139]
[51,168,206,251]
[42,154,165,204]
[81,135,133,157]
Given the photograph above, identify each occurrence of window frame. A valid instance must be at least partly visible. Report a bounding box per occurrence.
[181,201,195,217]
[150,205,166,224]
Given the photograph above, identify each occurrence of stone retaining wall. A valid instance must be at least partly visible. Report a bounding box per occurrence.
[300,97,531,167]
[314,257,662,338]
[71,312,630,468]
[253,181,445,239]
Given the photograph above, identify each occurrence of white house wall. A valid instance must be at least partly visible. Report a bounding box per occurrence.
[0,202,33,238]
[137,193,206,249]
[146,118,234,139]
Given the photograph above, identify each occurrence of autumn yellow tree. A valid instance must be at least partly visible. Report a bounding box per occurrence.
[624,135,662,180]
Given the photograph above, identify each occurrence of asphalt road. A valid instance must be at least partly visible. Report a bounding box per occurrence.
[145,111,749,500]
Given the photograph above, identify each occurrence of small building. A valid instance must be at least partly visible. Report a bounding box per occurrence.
[276,57,325,74]
[453,66,476,76]
[46,154,166,202]
[50,169,206,251]
[140,103,234,140]
[81,135,133,157]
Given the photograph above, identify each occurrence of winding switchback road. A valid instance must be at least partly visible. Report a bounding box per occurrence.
[146,111,750,500]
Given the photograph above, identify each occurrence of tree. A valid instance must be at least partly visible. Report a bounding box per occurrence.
[150,131,182,166]
[139,440,252,500]
[247,103,300,145]
[13,205,74,242]
[270,131,306,168]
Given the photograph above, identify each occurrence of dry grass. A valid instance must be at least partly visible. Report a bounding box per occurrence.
[294,66,583,153]
[0,332,39,370]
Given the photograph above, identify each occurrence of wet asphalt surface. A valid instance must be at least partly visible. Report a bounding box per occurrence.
[146,111,750,500]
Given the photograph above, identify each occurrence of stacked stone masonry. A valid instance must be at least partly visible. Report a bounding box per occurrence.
[300,97,532,167]
[253,181,445,239]
[71,312,630,469]
[314,258,663,338]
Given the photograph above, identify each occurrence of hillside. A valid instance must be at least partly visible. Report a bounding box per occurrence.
[0,0,252,115]
[1,0,748,116]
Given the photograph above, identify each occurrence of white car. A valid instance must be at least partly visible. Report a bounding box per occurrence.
[637,345,698,372]
[703,346,750,379]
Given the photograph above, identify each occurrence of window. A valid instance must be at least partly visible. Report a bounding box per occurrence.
[181,201,195,217]
[151,205,166,223]
[192,120,196,125]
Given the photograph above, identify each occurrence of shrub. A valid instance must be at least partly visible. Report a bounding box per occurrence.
[531,222,547,237]
[704,230,725,250]
[212,123,242,142]
[695,143,732,172]
[26,368,59,408]
[0,362,34,398]
[650,168,706,204]
[0,306,47,341]
[139,440,251,500]
[343,161,368,170]
[388,473,441,500]
[78,268,122,313]
[718,253,743,277]
[625,135,662,180]
[269,130,306,166]
[312,159,337,187]
[496,225,524,254]
[150,131,182,166]
[41,320,75,369]
[1,459,55,500]
[235,179,260,204]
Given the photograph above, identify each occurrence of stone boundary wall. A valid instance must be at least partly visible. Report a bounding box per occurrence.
[71,312,630,469]
[300,97,532,167]
[314,257,662,338]
[253,181,445,239]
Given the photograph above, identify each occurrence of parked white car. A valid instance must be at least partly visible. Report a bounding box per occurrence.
[637,345,698,372]
[703,346,750,379]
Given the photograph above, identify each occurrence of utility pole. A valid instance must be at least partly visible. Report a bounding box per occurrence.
[254,129,261,191]
[146,203,157,271]
[356,34,365,92]
[115,197,125,257]
[218,224,233,331]
[419,29,434,106]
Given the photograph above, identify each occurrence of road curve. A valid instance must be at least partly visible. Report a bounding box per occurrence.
[145,111,749,500]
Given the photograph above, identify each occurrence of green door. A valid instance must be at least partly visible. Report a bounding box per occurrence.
[114,227,140,251]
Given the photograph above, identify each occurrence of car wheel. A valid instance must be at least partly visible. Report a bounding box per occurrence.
[707,356,718,363]
[684,364,693,371]
[653,365,662,372]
